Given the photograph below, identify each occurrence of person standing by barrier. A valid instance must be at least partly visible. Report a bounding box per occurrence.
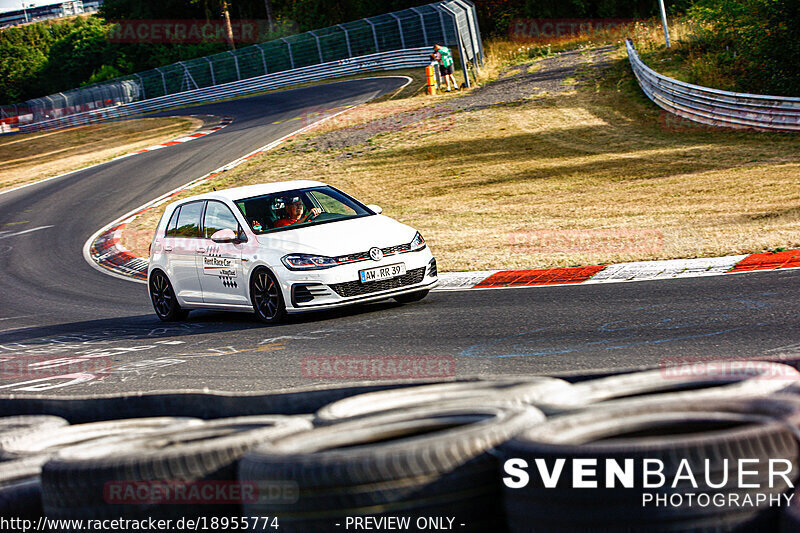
[433,44,458,92]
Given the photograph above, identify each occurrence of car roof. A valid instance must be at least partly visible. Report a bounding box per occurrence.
[166,180,328,210]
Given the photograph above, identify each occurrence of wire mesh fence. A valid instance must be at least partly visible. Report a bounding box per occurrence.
[19,48,435,133]
[1,0,481,129]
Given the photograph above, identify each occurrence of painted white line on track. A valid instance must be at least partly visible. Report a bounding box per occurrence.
[0,315,34,321]
[0,225,54,240]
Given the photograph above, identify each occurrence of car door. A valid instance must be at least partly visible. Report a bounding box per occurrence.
[197,200,248,305]
[170,200,205,304]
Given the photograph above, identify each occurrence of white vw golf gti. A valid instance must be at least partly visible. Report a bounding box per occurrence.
[148,181,438,323]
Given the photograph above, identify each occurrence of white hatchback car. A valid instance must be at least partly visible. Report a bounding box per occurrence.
[148,180,438,323]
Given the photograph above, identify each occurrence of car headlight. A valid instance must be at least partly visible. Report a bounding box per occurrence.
[410,232,426,252]
[281,254,338,270]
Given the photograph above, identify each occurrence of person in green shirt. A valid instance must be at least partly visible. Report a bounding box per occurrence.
[433,44,458,92]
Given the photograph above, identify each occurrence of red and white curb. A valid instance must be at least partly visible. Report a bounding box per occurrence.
[436,251,800,290]
[91,230,800,287]
[110,115,233,161]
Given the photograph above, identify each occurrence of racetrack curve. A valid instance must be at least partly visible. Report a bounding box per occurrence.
[1,77,799,396]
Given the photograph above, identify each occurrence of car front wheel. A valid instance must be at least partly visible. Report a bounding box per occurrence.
[149,270,189,322]
[251,268,286,324]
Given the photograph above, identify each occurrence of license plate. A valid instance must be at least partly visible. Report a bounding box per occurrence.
[359,263,406,283]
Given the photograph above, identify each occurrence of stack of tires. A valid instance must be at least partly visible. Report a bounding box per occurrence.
[2,361,800,532]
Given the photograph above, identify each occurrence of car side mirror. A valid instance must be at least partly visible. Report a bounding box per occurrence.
[366,204,383,215]
[210,229,237,243]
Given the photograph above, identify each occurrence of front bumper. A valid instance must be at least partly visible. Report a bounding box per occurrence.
[280,253,437,312]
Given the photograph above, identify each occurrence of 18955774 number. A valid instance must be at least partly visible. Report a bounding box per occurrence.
[194,516,279,530]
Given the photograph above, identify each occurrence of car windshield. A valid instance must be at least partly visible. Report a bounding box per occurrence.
[234,186,373,234]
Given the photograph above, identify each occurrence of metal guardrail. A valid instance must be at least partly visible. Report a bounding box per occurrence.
[18,48,432,133]
[2,0,481,128]
[626,39,800,132]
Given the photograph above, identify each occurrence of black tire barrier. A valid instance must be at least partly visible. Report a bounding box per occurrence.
[0,415,69,452]
[240,405,544,532]
[0,456,56,520]
[314,377,574,425]
[538,361,800,414]
[1,369,798,529]
[41,415,312,526]
[0,417,201,461]
[780,486,800,532]
[499,397,800,532]
[0,418,202,522]
[0,377,486,424]
[1,477,42,520]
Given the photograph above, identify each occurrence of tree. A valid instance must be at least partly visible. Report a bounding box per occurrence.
[40,17,114,93]
[689,0,800,94]
[0,43,48,103]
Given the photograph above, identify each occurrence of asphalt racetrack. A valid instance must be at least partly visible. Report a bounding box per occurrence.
[1,77,799,396]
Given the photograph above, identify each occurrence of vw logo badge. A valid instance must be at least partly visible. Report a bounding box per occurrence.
[369,247,383,261]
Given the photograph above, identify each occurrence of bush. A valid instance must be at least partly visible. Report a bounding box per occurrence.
[688,0,800,95]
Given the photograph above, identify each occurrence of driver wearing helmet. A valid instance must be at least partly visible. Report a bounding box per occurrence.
[273,196,322,228]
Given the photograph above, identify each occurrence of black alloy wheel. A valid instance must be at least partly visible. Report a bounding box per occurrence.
[251,268,286,324]
[149,271,189,321]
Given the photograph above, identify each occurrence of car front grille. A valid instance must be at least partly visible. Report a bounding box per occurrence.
[334,243,412,264]
[382,243,412,255]
[329,267,426,298]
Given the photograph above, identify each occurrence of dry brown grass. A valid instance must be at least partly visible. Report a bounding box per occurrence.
[0,117,201,192]
[124,45,800,272]
[480,19,696,82]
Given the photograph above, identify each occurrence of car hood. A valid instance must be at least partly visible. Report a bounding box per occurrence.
[256,215,417,256]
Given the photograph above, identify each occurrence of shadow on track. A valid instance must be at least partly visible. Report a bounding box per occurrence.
[0,300,410,346]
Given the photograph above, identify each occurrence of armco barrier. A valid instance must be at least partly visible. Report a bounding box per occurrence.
[2,0,482,128]
[626,39,800,132]
[19,48,432,133]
